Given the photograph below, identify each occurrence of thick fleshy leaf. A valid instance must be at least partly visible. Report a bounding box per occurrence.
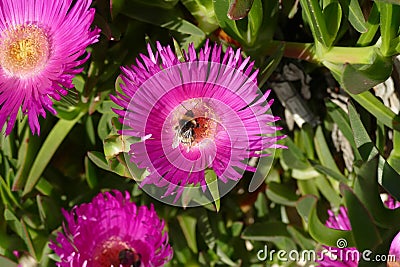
[349,102,400,200]
[205,169,220,212]
[378,2,400,56]
[299,0,331,46]
[353,157,400,228]
[348,102,379,162]
[349,91,400,131]
[323,2,342,41]
[296,195,356,247]
[22,113,85,196]
[180,0,219,33]
[0,256,18,267]
[341,54,393,94]
[338,0,367,33]
[357,3,380,46]
[266,182,299,206]
[227,0,255,20]
[177,215,198,253]
[213,0,244,43]
[341,184,382,250]
[122,1,205,46]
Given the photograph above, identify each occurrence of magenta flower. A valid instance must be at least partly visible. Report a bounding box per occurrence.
[112,40,284,199]
[49,191,173,267]
[0,0,99,135]
[389,232,400,266]
[318,196,400,266]
[317,206,359,267]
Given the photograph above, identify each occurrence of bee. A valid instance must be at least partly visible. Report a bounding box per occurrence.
[118,248,141,267]
[172,109,199,149]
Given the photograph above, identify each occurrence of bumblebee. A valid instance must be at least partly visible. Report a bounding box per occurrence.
[119,248,141,267]
[172,109,199,148]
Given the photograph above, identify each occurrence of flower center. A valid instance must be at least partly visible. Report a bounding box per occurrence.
[0,24,50,78]
[173,99,218,149]
[93,237,141,267]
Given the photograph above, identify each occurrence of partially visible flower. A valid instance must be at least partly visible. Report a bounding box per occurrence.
[112,40,285,199]
[317,206,358,267]
[0,0,99,135]
[317,196,400,266]
[49,191,173,267]
[389,232,400,267]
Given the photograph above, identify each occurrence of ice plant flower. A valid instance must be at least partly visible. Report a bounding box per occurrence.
[49,191,173,267]
[112,40,284,200]
[389,232,400,267]
[0,0,99,135]
[317,196,400,266]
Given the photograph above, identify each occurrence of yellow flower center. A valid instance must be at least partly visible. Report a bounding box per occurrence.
[0,24,50,78]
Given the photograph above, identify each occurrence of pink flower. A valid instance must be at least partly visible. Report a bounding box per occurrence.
[112,40,284,199]
[318,196,400,266]
[0,0,99,135]
[49,191,173,267]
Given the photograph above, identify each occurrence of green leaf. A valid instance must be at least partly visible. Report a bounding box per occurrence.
[4,210,36,259]
[87,151,110,171]
[311,163,348,183]
[0,175,21,209]
[266,182,299,206]
[296,195,356,247]
[213,0,244,43]
[0,256,18,267]
[12,130,40,191]
[349,91,400,131]
[242,221,290,240]
[297,179,320,196]
[227,0,255,20]
[257,43,285,87]
[287,225,316,250]
[323,2,342,41]
[180,0,219,33]
[131,0,179,9]
[325,100,360,160]
[111,0,125,19]
[388,130,400,173]
[357,3,380,46]
[300,0,331,46]
[341,53,393,94]
[246,0,263,45]
[338,0,367,33]
[177,215,198,253]
[84,156,98,189]
[374,0,400,4]
[196,209,216,249]
[22,113,85,196]
[348,102,379,161]
[315,176,341,208]
[348,102,400,200]
[313,126,343,178]
[122,1,205,45]
[378,2,400,56]
[205,169,220,212]
[341,184,382,250]
[353,157,400,228]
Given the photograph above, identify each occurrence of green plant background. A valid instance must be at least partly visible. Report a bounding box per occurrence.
[1,0,400,266]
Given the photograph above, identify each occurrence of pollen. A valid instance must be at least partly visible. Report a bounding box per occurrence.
[173,98,219,149]
[93,237,135,267]
[0,24,50,78]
